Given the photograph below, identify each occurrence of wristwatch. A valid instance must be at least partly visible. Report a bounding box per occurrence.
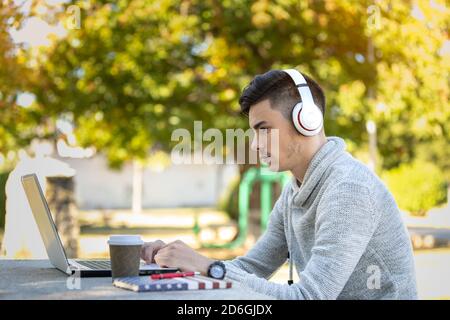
[207,261,226,280]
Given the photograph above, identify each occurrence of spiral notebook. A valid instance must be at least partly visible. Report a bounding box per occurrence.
[113,275,232,292]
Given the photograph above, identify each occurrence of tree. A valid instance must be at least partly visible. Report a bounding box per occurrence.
[34,0,242,168]
[32,0,449,219]
[33,0,241,212]
[0,0,39,163]
[192,0,449,176]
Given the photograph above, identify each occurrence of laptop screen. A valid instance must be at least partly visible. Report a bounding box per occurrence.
[21,174,71,274]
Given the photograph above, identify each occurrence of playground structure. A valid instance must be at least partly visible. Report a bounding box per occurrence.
[197,166,291,249]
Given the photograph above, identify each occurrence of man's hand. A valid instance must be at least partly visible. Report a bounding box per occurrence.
[154,240,214,275]
[141,240,166,264]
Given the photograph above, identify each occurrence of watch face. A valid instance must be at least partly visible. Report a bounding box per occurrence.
[210,265,225,279]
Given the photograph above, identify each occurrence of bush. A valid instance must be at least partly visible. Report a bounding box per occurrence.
[383,161,447,216]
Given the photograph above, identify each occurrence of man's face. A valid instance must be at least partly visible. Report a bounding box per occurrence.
[249,99,305,172]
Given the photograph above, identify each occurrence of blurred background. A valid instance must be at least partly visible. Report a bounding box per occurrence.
[0,0,449,299]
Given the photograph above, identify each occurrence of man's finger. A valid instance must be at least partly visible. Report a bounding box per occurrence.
[140,245,148,261]
[143,250,153,263]
[154,252,171,268]
[141,240,167,263]
[142,243,157,263]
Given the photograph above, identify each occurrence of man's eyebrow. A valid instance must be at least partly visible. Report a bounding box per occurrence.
[252,120,268,130]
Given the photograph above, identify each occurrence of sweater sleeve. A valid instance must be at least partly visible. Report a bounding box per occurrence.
[224,182,379,300]
[223,185,289,280]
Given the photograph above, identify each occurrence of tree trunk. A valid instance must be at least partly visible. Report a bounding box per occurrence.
[447,185,450,208]
[132,160,143,214]
[45,176,79,258]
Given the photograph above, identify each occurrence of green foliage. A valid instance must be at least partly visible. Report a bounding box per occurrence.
[0,1,40,157]
[0,0,447,185]
[34,0,247,167]
[33,0,448,177]
[383,161,447,216]
[198,0,449,175]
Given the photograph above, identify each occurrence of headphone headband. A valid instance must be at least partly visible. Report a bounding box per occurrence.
[283,68,323,136]
[283,69,315,107]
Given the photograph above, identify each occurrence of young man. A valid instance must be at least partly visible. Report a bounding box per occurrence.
[141,69,418,299]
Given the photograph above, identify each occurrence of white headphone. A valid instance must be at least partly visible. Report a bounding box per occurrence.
[283,69,323,136]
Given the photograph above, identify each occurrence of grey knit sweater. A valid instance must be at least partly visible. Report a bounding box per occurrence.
[224,136,417,300]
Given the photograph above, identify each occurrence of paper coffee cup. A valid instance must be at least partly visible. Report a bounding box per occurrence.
[108,235,144,279]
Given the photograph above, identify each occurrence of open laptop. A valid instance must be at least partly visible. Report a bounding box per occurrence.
[21,173,178,277]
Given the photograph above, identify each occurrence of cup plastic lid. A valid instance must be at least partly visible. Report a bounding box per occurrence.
[107,235,144,246]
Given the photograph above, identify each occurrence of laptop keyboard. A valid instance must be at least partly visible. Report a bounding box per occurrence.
[76,260,111,270]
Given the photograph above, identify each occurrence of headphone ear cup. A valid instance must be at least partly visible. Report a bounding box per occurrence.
[291,102,304,134]
[300,104,323,130]
[292,102,323,136]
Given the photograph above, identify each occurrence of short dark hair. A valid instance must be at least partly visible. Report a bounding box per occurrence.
[239,70,326,120]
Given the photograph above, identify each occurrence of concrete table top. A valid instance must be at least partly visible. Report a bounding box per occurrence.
[0,260,274,300]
